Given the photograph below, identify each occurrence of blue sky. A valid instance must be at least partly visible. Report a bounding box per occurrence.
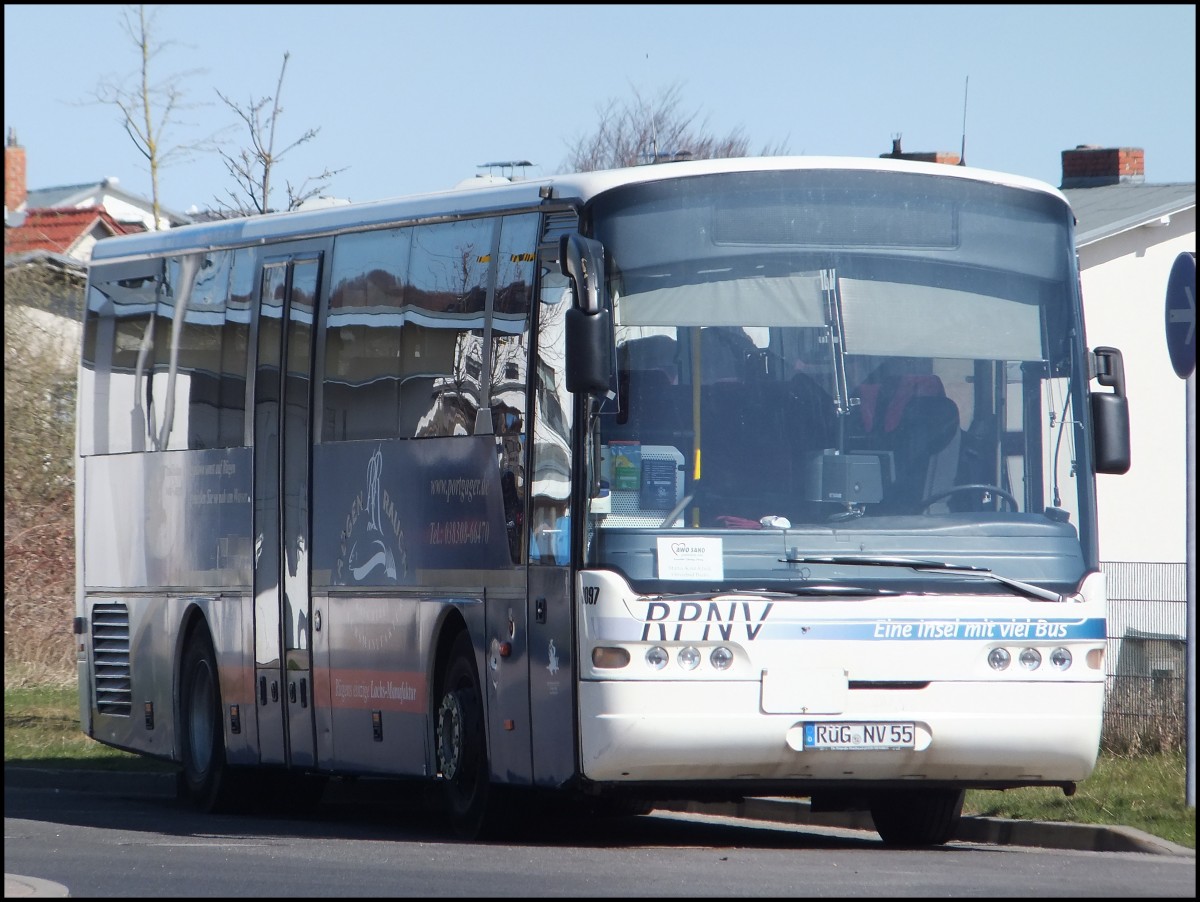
[4,4,1195,215]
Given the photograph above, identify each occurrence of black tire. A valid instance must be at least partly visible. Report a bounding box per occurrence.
[178,627,237,813]
[869,788,964,847]
[435,632,493,839]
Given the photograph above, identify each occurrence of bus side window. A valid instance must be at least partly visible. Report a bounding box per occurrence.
[491,213,537,564]
[80,265,164,456]
[323,226,412,442]
[529,269,573,565]
[408,219,489,438]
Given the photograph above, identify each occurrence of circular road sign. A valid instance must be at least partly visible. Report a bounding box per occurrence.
[1165,251,1196,379]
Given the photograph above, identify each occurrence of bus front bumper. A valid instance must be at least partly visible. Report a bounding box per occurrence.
[578,678,1103,785]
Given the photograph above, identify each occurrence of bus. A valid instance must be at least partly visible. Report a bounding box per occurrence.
[75,156,1131,846]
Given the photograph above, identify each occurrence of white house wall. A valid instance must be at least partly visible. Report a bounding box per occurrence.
[1077,207,1195,564]
[72,190,169,231]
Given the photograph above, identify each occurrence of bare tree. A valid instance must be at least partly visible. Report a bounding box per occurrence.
[89,4,219,229]
[214,52,346,216]
[562,83,790,172]
[4,263,82,684]
[3,265,79,502]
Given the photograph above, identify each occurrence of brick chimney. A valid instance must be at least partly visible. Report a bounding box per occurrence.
[1060,145,1145,188]
[879,135,961,166]
[6,127,27,213]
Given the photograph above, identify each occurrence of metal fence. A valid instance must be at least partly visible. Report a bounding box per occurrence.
[1101,561,1188,753]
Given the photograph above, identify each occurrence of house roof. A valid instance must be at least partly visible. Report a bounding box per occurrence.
[4,247,85,277]
[3,206,141,258]
[23,182,104,209]
[1062,182,1196,247]
[24,179,192,227]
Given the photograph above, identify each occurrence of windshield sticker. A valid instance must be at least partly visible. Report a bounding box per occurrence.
[656,536,724,581]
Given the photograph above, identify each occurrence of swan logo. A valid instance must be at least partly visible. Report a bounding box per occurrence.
[337,447,407,584]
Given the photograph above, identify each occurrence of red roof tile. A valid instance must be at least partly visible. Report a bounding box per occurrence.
[4,206,138,257]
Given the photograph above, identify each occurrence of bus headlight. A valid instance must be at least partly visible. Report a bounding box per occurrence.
[646,646,669,670]
[1018,647,1042,670]
[987,647,1011,670]
[710,646,734,670]
[1049,647,1073,670]
[677,646,701,671]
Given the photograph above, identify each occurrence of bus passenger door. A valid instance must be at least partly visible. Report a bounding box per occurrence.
[253,249,322,770]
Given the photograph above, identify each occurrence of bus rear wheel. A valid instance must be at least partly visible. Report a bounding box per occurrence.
[179,627,236,813]
[869,788,964,847]
[436,632,492,838]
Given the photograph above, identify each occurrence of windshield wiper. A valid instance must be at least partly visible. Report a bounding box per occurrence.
[643,585,902,600]
[756,585,903,597]
[780,555,1069,603]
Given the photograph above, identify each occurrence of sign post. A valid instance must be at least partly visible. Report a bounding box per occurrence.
[1164,251,1195,809]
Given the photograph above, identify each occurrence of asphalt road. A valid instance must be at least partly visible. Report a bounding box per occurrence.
[5,765,1193,897]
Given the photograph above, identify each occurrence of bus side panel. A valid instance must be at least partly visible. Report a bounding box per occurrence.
[79,450,255,762]
[527,564,577,788]
[80,450,253,592]
[80,592,255,766]
[83,593,176,759]
[313,593,427,776]
[207,591,258,768]
[485,586,532,786]
[311,436,525,779]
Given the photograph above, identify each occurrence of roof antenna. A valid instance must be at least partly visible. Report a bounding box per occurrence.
[959,76,969,166]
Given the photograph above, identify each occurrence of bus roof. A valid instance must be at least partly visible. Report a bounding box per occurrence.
[89,156,1069,265]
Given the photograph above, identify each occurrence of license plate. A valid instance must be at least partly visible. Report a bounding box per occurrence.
[802,722,915,750]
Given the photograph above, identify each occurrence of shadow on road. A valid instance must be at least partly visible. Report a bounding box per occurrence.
[4,771,889,853]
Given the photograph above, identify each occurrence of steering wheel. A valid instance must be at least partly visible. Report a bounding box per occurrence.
[919,484,1018,512]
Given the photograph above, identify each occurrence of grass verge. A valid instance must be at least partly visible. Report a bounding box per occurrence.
[965,750,1194,849]
[4,684,175,772]
[5,683,1194,848]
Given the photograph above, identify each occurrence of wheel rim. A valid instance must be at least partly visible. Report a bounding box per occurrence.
[437,692,463,781]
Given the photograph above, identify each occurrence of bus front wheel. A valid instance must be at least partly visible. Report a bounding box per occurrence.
[436,632,492,838]
[869,788,964,847]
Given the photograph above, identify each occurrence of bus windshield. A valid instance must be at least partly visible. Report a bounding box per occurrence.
[585,168,1093,592]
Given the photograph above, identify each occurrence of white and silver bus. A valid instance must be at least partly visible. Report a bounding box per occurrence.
[75,156,1131,845]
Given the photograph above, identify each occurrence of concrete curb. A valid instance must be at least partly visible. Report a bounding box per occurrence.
[3,874,69,899]
[955,813,1195,856]
[664,796,1194,857]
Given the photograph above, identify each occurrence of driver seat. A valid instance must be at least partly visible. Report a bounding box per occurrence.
[887,395,962,513]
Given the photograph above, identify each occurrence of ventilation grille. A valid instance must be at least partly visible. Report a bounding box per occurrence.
[91,603,132,716]
[539,209,580,261]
